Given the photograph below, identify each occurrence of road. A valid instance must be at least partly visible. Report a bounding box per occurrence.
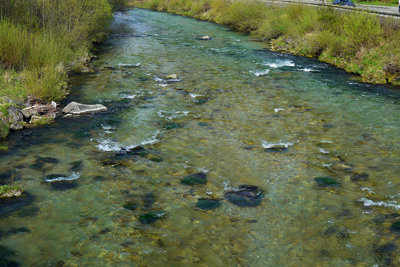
[267,0,400,17]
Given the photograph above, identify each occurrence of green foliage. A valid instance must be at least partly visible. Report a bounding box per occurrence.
[340,11,382,53]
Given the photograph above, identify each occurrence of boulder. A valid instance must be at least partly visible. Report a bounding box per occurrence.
[62,102,107,115]
[166,74,178,79]
[10,122,23,131]
[21,108,37,120]
[2,97,24,108]
[7,106,24,123]
[30,115,43,124]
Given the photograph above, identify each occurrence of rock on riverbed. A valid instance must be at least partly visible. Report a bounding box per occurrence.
[62,102,107,115]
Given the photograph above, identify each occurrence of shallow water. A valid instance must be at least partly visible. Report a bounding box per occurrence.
[1,8,400,266]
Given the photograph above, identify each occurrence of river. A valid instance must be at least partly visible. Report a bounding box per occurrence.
[1,8,400,266]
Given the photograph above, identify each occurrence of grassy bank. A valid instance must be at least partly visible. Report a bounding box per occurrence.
[131,0,400,85]
[0,0,129,140]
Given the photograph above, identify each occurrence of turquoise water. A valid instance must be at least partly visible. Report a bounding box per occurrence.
[1,8,400,266]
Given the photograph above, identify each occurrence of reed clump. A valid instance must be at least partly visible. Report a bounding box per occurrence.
[132,0,400,85]
[0,0,129,102]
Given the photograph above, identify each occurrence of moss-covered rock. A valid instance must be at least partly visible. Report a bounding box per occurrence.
[314,177,341,187]
[181,172,207,185]
[139,210,166,224]
[196,198,221,210]
[224,185,264,207]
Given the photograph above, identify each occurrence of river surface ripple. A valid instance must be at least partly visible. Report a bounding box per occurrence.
[1,8,400,266]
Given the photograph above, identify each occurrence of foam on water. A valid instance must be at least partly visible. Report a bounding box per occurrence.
[118,63,141,67]
[101,124,116,130]
[319,148,330,154]
[299,68,316,72]
[141,130,161,145]
[45,172,81,182]
[274,108,285,113]
[250,69,270,77]
[261,140,295,148]
[158,110,190,120]
[359,198,400,210]
[263,60,295,68]
[124,94,137,99]
[189,93,202,98]
[96,138,122,152]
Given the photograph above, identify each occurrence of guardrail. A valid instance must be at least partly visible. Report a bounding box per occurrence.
[262,0,400,18]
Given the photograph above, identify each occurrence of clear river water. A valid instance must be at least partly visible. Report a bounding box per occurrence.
[1,8,400,267]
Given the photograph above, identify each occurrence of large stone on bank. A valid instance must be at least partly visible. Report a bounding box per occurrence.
[7,106,24,123]
[9,122,23,131]
[62,102,107,115]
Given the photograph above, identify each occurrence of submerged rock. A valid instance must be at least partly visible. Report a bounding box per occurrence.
[350,172,369,182]
[0,227,31,239]
[166,74,178,79]
[163,123,183,130]
[119,63,141,68]
[154,76,181,84]
[196,198,221,210]
[150,157,163,162]
[101,66,116,70]
[314,177,341,187]
[69,161,84,172]
[123,203,139,211]
[62,102,107,115]
[139,210,166,224]
[0,245,19,266]
[224,185,264,207]
[44,174,79,191]
[331,163,353,172]
[115,146,147,159]
[0,192,34,217]
[30,156,59,170]
[143,192,156,209]
[374,243,397,266]
[390,221,400,233]
[193,96,209,105]
[265,146,288,153]
[181,172,207,185]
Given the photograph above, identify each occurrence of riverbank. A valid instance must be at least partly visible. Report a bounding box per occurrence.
[130,0,400,85]
[0,0,130,141]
